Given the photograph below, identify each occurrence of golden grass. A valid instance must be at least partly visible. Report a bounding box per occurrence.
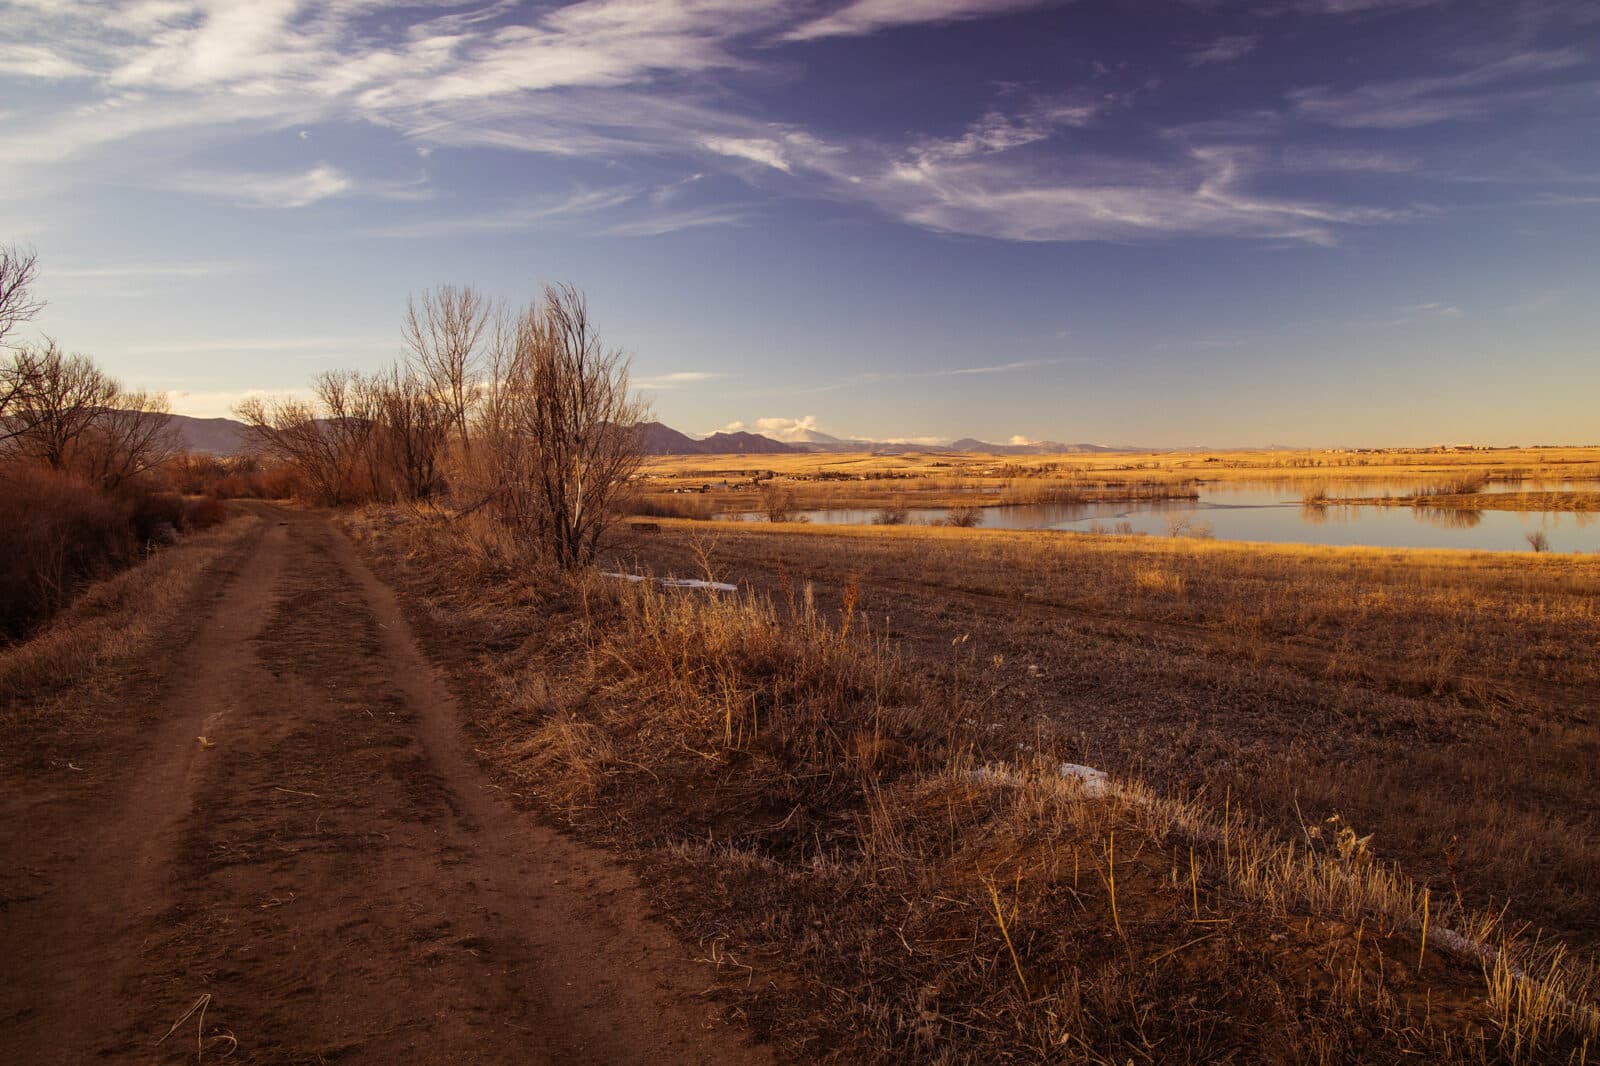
[350,505,1600,1063]
[1340,491,1600,512]
[642,445,1600,485]
[0,512,259,748]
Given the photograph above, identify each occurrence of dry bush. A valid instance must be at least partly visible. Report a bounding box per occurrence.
[0,511,257,746]
[944,504,983,527]
[473,284,648,566]
[0,466,136,640]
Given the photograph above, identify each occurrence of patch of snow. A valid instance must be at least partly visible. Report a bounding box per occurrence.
[602,571,737,592]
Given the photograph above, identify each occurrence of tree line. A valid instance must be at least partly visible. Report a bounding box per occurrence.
[237,282,648,568]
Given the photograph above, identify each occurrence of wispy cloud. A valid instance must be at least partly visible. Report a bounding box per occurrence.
[169,164,358,209]
[719,415,827,441]
[127,336,393,355]
[634,371,725,389]
[1187,35,1258,67]
[932,358,1062,376]
[1387,302,1464,325]
[851,142,1408,244]
[782,0,1058,42]
[1289,48,1587,128]
[602,205,753,237]
[2,0,1578,252]
[364,187,639,238]
[48,260,251,280]
[165,387,316,419]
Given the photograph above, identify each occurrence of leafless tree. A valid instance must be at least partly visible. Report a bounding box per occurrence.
[1,244,45,425]
[78,390,179,490]
[3,341,120,470]
[236,374,376,506]
[314,369,384,499]
[373,365,452,501]
[0,243,44,351]
[477,284,648,567]
[758,483,805,523]
[402,285,489,451]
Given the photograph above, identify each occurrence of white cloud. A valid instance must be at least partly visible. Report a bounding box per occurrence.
[933,358,1060,376]
[634,371,724,389]
[783,0,1056,42]
[1388,302,1464,324]
[850,142,1408,245]
[165,386,316,419]
[0,0,1502,249]
[601,204,752,237]
[720,415,826,442]
[1187,35,1258,67]
[364,187,639,238]
[169,164,356,208]
[0,43,90,78]
[1289,49,1586,128]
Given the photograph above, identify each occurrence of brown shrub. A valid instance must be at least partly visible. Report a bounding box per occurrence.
[185,496,231,530]
[0,466,135,640]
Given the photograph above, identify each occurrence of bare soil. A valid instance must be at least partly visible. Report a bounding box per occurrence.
[0,505,770,1064]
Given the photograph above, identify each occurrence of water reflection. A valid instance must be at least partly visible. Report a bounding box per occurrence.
[722,480,1600,553]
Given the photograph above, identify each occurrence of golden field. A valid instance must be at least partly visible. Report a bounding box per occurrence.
[340,489,1600,1063]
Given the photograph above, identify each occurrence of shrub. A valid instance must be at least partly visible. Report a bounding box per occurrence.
[943,504,983,528]
[186,496,231,530]
[0,466,136,640]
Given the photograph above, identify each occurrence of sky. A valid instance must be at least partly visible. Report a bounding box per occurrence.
[3,0,1598,448]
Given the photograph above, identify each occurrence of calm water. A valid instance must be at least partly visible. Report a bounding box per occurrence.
[724,481,1600,553]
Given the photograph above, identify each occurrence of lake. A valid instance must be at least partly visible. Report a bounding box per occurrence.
[720,481,1600,553]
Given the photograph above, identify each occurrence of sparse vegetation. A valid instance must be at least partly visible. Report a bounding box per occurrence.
[0,250,222,641]
[349,505,1600,1063]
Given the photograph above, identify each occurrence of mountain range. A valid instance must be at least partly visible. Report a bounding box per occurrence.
[167,414,1126,457]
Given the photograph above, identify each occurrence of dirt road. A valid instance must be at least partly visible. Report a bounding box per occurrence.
[0,507,770,1064]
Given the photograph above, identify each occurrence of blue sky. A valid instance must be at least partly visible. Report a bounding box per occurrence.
[3,0,1597,447]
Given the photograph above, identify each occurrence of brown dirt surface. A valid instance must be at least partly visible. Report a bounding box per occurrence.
[0,505,771,1064]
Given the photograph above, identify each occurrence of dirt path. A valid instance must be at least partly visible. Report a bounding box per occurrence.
[0,506,771,1064]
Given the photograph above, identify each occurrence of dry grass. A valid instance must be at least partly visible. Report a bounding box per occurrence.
[635,447,1600,521]
[350,505,1600,1064]
[0,510,258,752]
[1340,491,1600,513]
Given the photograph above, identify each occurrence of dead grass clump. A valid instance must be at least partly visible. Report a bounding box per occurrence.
[502,715,616,808]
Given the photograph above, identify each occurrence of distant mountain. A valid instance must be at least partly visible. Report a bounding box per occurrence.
[692,430,799,454]
[638,421,704,455]
[637,421,797,455]
[947,438,1119,455]
[169,413,250,455]
[158,413,1126,458]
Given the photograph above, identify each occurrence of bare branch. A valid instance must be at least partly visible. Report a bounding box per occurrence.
[0,243,45,351]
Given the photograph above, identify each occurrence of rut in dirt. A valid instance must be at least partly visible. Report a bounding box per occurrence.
[0,506,769,1065]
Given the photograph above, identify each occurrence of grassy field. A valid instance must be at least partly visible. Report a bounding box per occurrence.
[349,499,1600,1064]
[636,446,1600,517]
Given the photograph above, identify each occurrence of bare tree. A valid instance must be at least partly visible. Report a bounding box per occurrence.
[477,284,648,567]
[0,243,44,351]
[1,244,45,426]
[236,381,369,505]
[3,341,120,470]
[78,390,178,490]
[373,365,452,500]
[402,285,489,451]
